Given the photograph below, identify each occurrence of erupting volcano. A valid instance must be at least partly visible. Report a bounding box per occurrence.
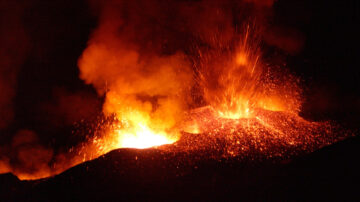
[0,2,357,198]
[74,22,346,165]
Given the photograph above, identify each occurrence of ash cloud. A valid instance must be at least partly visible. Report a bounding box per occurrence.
[0,130,53,179]
[0,0,30,129]
[41,88,101,127]
[0,0,100,179]
[263,26,305,54]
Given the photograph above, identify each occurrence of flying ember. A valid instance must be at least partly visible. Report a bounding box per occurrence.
[77,22,339,159]
[197,25,301,121]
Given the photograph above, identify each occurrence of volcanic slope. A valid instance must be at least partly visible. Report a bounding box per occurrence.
[1,136,359,201]
[1,108,358,201]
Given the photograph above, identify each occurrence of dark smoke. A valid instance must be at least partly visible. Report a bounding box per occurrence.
[0,0,30,129]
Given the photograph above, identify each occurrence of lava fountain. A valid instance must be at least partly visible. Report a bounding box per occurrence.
[197,24,301,121]
[173,24,346,159]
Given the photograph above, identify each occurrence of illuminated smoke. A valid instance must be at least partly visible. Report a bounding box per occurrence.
[78,0,196,148]
[0,130,53,179]
[77,0,287,149]
[41,88,100,127]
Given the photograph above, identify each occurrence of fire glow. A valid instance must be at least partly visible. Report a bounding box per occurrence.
[0,1,351,181]
[198,25,300,122]
[113,123,178,149]
[4,24,343,180]
[89,25,300,151]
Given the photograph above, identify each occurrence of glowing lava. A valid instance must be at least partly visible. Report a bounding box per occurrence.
[177,106,349,160]
[114,123,178,149]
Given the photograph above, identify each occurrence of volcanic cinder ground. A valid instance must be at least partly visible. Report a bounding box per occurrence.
[0,128,359,201]
[177,106,346,159]
[1,106,358,201]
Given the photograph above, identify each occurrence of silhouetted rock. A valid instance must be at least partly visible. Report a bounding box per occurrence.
[1,136,359,201]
